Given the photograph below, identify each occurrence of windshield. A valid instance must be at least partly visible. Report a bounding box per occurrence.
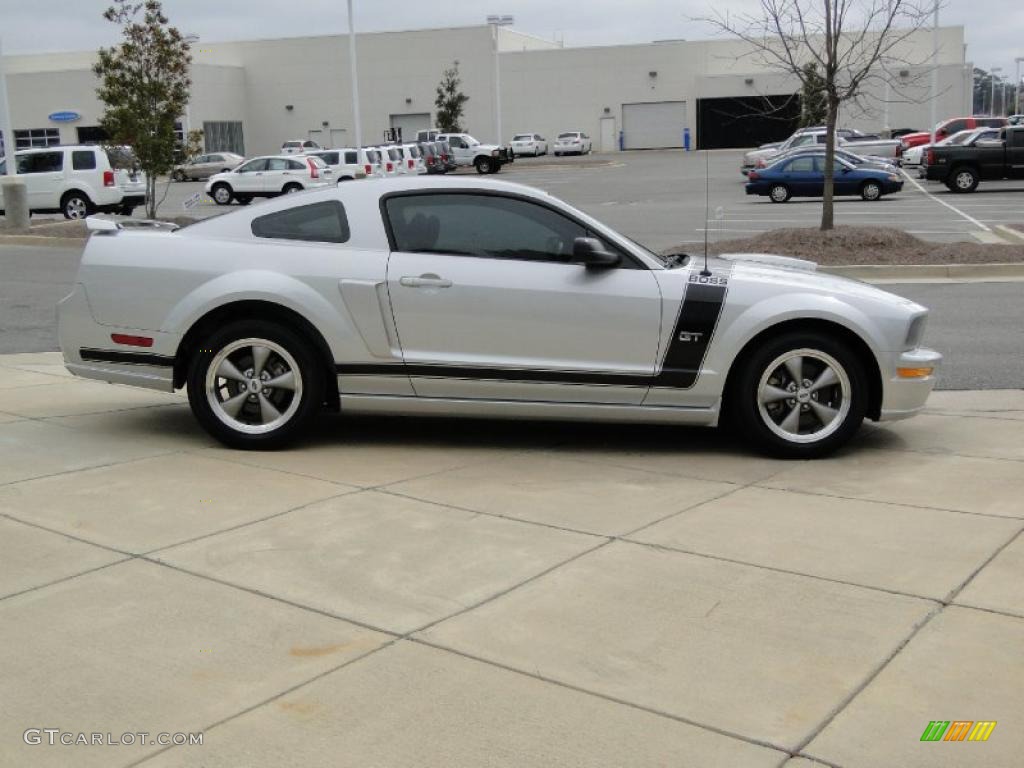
[465,136,480,146]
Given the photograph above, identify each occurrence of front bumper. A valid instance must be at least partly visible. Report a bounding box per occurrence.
[878,347,942,421]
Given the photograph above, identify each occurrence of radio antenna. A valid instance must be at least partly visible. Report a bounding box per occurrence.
[701,150,712,276]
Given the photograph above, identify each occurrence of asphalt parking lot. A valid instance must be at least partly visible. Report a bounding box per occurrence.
[1,352,1022,767]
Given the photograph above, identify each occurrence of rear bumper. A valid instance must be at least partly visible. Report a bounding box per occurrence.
[878,347,942,422]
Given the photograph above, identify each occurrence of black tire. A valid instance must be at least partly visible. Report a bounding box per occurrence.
[949,166,979,193]
[211,183,233,206]
[119,205,135,216]
[172,169,186,182]
[729,330,868,459]
[768,184,791,203]
[235,195,252,206]
[186,319,324,450]
[61,191,93,220]
[474,157,494,174]
[860,180,882,201]
[282,183,303,194]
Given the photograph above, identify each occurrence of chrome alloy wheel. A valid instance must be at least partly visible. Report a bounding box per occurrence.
[213,186,232,204]
[954,171,975,190]
[205,338,303,435]
[65,197,89,219]
[756,348,851,444]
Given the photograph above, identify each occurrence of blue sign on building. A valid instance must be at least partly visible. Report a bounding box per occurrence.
[48,111,81,123]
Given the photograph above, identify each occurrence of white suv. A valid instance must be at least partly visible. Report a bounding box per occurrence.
[309,149,367,182]
[205,155,332,205]
[395,143,427,175]
[0,145,146,219]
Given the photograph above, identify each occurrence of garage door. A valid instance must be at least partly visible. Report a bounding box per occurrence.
[622,102,687,150]
[390,113,431,143]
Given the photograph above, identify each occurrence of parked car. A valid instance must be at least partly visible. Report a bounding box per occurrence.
[418,141,446,174]
[309,149,369,182]
[899,116,1008,151]
[1009,115,1024,126]
[925,125,1024,192]
[105,145,148,216]
[281,139,322,155]
[435,133,512,173]
[436,140,457,172]
[553,131,592,156]
[743,129,901,174]
[172,152,244,182]
[0,144,145,219]
[753,145,897,173]
[395,143,427,175]
[205,155,332,205]
[746,153,903,202]
[903,128,1000,176]
[375,146,401,176]
[511,133,548,156]
[62,176,939,458]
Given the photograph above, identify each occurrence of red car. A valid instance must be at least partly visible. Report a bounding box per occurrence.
[900,116,1007,152]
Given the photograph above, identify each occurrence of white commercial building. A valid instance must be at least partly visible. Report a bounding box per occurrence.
[1,24,971,156]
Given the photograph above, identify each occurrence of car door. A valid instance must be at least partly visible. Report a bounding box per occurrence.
[382,191,663,405]
[231,158,267,192]
[17,151,66,210]
[203,154,225,178]
[447,136,471,163]
[824,157,858,195]
[780,156,818,195]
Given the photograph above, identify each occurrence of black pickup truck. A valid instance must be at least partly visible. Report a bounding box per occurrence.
[925,126,1024,192]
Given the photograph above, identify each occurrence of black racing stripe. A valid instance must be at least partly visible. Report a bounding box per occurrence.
[80,348,175,368]
[652,275,730,388]
[335,264,731,390]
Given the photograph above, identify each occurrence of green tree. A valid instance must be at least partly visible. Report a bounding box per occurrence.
[799,62,828,127]
[93,0,192,218]
[435,62,469,133]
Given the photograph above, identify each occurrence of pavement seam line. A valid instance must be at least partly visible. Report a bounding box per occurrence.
[0,448,187,491]
[0,511,137,557]
[408,635,792,758]
[939,524,1024,606]
[0,555,134,604]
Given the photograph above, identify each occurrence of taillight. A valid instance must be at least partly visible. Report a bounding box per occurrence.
[103,170,115,187]
[426,156,434,166]
[364,164,372,175]
[386,162,393,172]
[748,171,760,180]
[111,333,153,347]
[307,158,319,178]
[926,149,934,165]
[408,159,414,169]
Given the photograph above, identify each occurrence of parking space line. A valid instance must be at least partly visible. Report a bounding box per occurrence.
[902,171,991,232]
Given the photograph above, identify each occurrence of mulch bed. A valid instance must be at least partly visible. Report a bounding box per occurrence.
[665,226,1024,265]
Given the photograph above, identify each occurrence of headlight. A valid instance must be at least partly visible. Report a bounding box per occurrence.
[905,314,927,349]
[491,149,500,156]
[888,174,901,181]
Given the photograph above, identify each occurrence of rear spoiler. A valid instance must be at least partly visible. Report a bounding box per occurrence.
[87,217,179,235]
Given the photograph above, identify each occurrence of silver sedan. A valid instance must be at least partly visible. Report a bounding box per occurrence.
[172,152,245,181]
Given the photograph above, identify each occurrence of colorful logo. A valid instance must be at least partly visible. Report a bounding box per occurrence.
[921,721,996,742]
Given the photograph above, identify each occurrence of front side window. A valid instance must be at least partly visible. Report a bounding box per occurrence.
[448,137,466,148]
[251,201,350,244]
[238,159,267,173]
[386,193,618,265]
[18,151,64,173]
[208,154,223,163]
[72,151,97,171]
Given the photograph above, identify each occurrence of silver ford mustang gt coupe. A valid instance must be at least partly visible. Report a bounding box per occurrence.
[59,176,940,458]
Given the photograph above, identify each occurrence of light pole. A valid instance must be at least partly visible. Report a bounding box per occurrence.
[990,66,1002,116]
[486,15,514,146]
[928,3,938,146]
[0,37,16,174]
[1015,57,1023,115]
[183,34,199,151]
[347,0,362,149]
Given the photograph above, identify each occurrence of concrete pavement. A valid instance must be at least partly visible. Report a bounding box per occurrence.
[1,351,1022,767]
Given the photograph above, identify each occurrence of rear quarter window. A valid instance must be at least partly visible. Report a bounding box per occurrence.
[251,201,350,244]
[72,151,97,171]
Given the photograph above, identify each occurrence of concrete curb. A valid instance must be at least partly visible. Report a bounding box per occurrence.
[820,262,1024,281]
[0,234,85,248]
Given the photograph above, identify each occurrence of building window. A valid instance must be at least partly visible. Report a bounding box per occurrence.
[202,121,245,155]
[14,128,60,149]
[174,120,185,145]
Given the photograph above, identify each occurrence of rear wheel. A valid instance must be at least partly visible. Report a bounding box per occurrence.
[61,191,92,220]
[235,195,252,206]
[950,166,978,193]
[172,169,186,182]
[860,180,882,201]
[730,331,867,458]
[768,184,791,203]
[282,183,303,194]
[186,320,324,450]
[211,183,233,205]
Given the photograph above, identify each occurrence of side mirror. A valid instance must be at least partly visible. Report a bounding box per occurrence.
[841,166,851,174]
[573,237,620,268]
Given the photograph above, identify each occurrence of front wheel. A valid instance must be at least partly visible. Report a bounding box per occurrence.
[861,180,882,201]
[950,167,978,193]
[474,157,495,174]
[211,183,233,205]
[186,320,324,450]
[730,331,867,459]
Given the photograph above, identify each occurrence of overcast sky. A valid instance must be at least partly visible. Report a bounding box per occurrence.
[1,0,1020,78]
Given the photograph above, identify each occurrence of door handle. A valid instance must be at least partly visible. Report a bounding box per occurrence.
[400,274,452,288]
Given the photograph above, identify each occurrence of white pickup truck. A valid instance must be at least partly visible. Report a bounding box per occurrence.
[417,130,512,174]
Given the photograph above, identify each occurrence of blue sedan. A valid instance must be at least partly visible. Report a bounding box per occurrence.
[745,153,904,202]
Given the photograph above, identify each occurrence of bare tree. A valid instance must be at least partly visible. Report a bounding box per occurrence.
[702,0,937,230]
